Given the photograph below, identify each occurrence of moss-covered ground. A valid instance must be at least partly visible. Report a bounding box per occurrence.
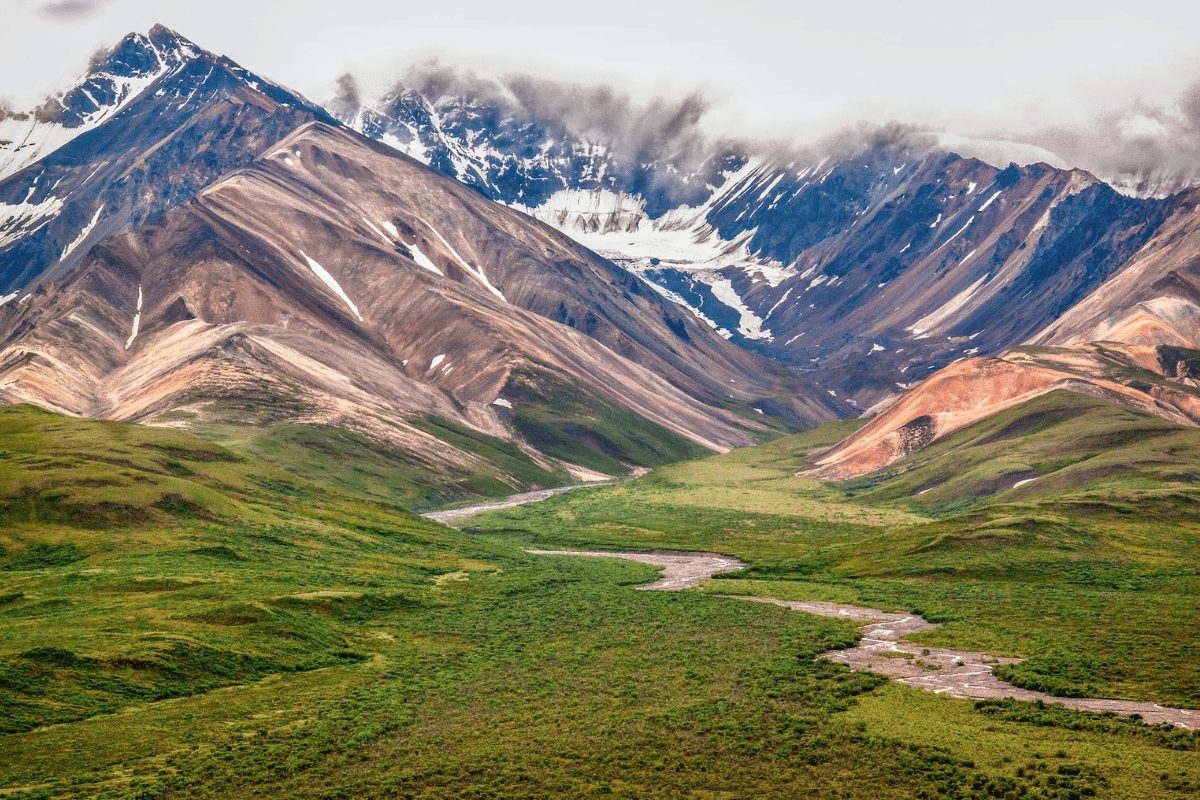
[2,394,1199,798]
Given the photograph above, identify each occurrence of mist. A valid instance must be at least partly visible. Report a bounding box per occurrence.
[1021,82,1200,193]
[380,61,723,178]
[332,60,1200,199]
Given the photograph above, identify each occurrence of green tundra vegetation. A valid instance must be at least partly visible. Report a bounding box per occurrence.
[1,393,1199,799]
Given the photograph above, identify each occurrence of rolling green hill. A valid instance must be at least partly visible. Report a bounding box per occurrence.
[2,398,1198,799]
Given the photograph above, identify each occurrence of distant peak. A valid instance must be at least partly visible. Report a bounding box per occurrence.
[146,23,201,53]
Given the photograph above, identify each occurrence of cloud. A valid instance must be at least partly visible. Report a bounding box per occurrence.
[350,59,1200,202]
[1021,82,1200,194]
[390,61,717,172]
[37,0,105,19]
[326,73,362,119]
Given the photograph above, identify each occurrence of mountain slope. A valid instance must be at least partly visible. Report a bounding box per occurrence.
[0,120,839,498]
[0,25,200,182]
[336,83,1184,406]
[805,182,1200,479]
[806,339,1200,480]
[0,25,336,297]
[1031,187,1200,348]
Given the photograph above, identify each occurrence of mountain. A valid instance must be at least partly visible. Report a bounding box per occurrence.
[806,184,1200,480]
[0,32,843,504]
[0,25,337,298]
[335,80,1188,410]
[8,27,1200,499]
[0,26,200,182]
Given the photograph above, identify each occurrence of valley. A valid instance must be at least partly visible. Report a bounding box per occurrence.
[1,402,1198,799]
[1,20,1200,800]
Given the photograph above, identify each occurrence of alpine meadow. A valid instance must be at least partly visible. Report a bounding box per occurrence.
[2,13,1200,800]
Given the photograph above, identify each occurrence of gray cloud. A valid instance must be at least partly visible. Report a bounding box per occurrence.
[38,0,105,19]
[1020,82,1200,194]
[392,61,720,179]
[327,73,362,120]
[381,63,946,173]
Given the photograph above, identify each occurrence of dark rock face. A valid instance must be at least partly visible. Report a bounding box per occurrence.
[718,154,1173,408]
[0,27,336,295]
[342,86,744,217]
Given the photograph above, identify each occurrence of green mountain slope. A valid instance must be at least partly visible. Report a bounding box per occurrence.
[0,404,503,733]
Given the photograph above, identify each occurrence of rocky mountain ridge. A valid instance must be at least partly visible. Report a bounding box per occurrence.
[4,25,1200,493]
[334,82,1191,411]
[0,34,841,498]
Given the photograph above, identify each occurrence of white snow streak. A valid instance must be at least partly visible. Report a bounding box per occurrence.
[978,191,1002,211]
[60,206,103,262]
[430,354,446,369]
[492,398,513,408]
[125,285,143,349]
[299,250,363,321]
[360,217,391,246]
[909,272,990,335]
[931,215,975,254]
[709,278,773,340]
[765,287,794,320]
[406,241,444,276]
[423,222,505,301]
[0,291,17,307]
[0,196,65,249]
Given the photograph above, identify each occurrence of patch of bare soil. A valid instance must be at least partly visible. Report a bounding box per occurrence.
[524,550,745,590]
[527,550,1200,729]
[424,483,609,525]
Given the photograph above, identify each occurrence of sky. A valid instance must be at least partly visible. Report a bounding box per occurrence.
[4,0,1200,170]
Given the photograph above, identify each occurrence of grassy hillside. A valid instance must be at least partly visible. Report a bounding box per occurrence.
[0,404,504,734]
[838,389,1200,512]
[204,417,568,512]
[2,399,1198,799]
[465,391,1200,707]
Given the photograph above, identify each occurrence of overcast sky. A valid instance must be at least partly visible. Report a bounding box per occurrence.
[5,0,1200,159]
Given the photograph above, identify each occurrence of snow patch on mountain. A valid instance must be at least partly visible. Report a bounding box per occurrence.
[405,241,444,276]
[0,28,199,182]
[519,189,646,234]
[60,206,103,261]
[300,250,363,321]
[909,273,991,336]
[360,216,391,246]
[0,196,65,248]
[638,279,725,334]
[978,191,1002,211]
[422,221,504,301]
[709,278,772,341]
[125,285,143,349]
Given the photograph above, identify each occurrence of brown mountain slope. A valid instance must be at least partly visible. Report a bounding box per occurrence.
[807,344,1200,480]
[0,122,839,484]
[808,187,1200,481]
[1031,188,1200,349]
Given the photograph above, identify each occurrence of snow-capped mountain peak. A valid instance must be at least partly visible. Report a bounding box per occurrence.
[0,25,203,183]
